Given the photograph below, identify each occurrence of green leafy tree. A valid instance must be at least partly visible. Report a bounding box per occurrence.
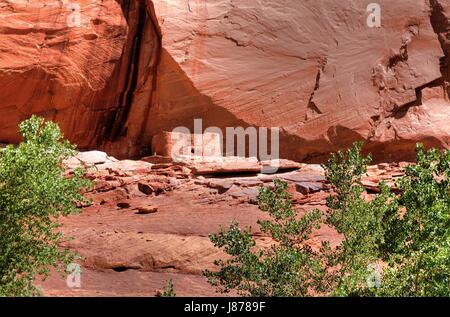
[323,142,397,296]
[379,145,450,296]
[325,143,450,296]
[204,179,326,297]
[206,142,450,297]
[0,116,90,296]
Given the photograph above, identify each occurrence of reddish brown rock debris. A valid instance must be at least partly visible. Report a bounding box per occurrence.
[0,1,449,162]
[36,152,405,296]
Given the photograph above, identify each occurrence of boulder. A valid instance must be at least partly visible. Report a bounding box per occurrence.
[136,206,159,215]
[76,151,111,166]
[295,182,325,195]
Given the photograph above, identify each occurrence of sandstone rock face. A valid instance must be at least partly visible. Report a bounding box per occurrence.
[148,0,450,162]
[1,0,450,161]
[0,0,126,146]
[0,0,160,157]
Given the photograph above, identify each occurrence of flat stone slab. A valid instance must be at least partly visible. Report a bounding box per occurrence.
[96,160,154,173]
[76,151,116,165]
[295,182,325,195]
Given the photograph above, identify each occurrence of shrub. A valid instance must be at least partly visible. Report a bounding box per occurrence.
[204,179,326,297]
[205,142,450,297]
[158,279,176,297]
[325,143,450,296]
[0,116,90,296]
[323,142,397,296]
[378,145,450,296]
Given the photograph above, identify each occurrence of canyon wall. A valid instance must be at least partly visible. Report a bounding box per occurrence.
[0,0,449,162]
[0,0,160,157]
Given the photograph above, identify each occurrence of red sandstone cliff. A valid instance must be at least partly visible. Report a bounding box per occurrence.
[1,0,450,162]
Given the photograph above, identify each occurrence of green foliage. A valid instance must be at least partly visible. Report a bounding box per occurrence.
[324,142,371,209]
[0,116,90,296]
[379,144,450,296]
[160,279,176,297]
[206,142,450,297]
[323,143,396,296]
[204,179,326,297]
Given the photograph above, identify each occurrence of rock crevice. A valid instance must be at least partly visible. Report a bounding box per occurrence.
[104,0,162,158]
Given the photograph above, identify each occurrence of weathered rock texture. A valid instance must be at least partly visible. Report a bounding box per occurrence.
[38,152,405,296]
[0,0,160,157]
[1,0,450,161]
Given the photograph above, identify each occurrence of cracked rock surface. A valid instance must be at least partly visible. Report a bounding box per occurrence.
[37,152,406,296]
[148,0,450,162]
[0,1,449,161]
